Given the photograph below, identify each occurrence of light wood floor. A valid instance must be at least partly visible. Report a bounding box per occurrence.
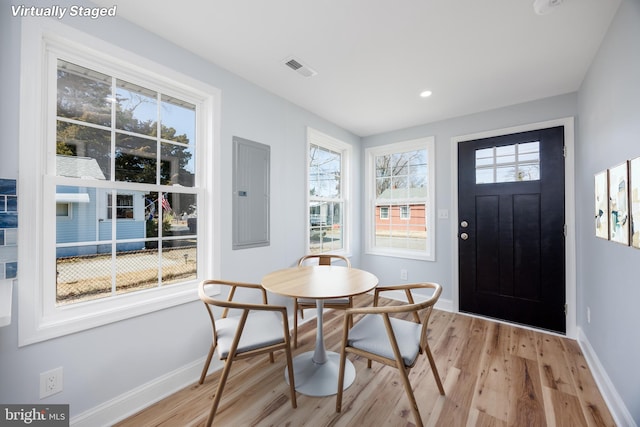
[116,294,615,427]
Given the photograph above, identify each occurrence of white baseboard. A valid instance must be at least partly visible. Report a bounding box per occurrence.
[70,356,218,427]
[577,327,636,427]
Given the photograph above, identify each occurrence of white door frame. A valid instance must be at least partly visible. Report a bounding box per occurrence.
[450,117,576,338]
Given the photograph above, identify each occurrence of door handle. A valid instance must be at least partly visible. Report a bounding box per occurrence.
[460,232,469,240]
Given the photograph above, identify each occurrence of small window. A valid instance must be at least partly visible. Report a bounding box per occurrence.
[307,128,351,255]
[476,141,540,184]
[400,205,410,220]
[379,206,389,220]
[56,203,71,217]
[107,194,134,219]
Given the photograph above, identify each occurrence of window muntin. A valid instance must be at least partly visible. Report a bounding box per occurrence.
[307,129,350,255]
[366,137,435,260]
[475,141,540,184]
[54,59,199,306]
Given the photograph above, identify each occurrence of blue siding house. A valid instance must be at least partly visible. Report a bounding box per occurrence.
[56,156,146,257]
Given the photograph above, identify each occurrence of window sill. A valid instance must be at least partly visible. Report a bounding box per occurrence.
[0,279,13,327]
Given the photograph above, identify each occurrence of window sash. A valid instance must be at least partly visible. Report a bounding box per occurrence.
[307,128,350,255]
[365,137,435,261]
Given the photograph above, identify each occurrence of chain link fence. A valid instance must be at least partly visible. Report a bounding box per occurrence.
[56,245,197,305]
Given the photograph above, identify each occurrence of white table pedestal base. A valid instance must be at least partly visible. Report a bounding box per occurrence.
[285,351,355,397]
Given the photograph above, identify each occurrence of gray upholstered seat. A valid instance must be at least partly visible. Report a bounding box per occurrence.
[215,311,287,358]
[336,282,444,427]
[346,314,422,366]
[198,280,297,427]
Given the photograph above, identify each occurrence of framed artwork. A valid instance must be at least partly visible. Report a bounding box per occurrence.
[608,161,629,245]
[594,170,609,239]
[630,157,640,249]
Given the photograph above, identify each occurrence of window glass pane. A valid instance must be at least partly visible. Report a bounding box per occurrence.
[57,60,111,127]
[161,141,195,186]
[56,122,111,180]
[374,203,426,250]
[116,80,157,136]
[309,201,343,254]
[161,96,195,144]
[476,168,494,184]
[495,145,515,157]
[115,244,159,295]
[161,240,197,286]
[309,144,340,198]
[517,164,540,181]
[56,244,113,305]
[375,154,391,177]
[161,192,198,237]
[475,142,540,184]
[115,134,157,183]
[56,185,100,243]
[496,166,516,182]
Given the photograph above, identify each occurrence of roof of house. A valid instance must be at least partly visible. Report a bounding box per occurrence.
[377,187,428,200]
[56,155,106,180]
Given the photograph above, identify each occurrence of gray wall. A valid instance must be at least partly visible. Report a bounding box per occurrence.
[577,0,640,423]
[361,94,577,301]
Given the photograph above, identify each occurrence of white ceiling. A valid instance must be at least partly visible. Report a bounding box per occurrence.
[92,0,621,137]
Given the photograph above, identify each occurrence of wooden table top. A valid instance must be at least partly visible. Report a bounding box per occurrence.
[262,266,378,299]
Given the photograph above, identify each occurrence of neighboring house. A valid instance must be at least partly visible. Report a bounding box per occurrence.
[55,155,146,257]
[375,187,427,231]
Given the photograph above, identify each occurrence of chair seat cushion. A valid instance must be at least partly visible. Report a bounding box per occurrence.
[298,297,350,305]
[216,311,285,359]
[347,314,421,366]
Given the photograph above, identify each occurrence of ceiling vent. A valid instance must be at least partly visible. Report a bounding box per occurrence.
[283,56,318,78]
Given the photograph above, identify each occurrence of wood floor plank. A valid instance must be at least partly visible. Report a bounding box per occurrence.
[115,296,615,427]
[561,338,616,427]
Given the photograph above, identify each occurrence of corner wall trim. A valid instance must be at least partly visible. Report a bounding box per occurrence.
[577,327,637,427]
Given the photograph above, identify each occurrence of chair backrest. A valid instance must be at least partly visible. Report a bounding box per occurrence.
[297,254,351,268]
[367,282,441,351]
[199,279,269,340]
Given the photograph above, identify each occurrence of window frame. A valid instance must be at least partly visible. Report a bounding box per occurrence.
[306,128,351,256]
[18,18,221,346]
[365,136,436,261]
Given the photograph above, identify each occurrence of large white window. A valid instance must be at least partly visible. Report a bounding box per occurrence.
[365,137,435,260]
[19,19,220,345]
[307,128,351,255]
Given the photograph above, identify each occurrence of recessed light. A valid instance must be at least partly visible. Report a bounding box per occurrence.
[420,90,432,98]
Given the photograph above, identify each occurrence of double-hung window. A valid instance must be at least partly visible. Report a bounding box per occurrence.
[307,128,350,254]
[365,137,435,260]
[19,20,219,345]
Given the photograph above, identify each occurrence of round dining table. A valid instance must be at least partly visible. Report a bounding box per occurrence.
[262,265,378,396]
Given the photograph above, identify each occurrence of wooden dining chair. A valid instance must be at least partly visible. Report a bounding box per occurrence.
[293,254,352,348]
[198,279,297,426]
[335,282,445,427]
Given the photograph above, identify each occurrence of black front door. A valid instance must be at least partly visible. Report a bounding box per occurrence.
[458,126,566,333]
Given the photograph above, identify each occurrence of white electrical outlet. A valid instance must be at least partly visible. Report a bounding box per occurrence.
[400,269,408,281]
[40,367,63,399]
